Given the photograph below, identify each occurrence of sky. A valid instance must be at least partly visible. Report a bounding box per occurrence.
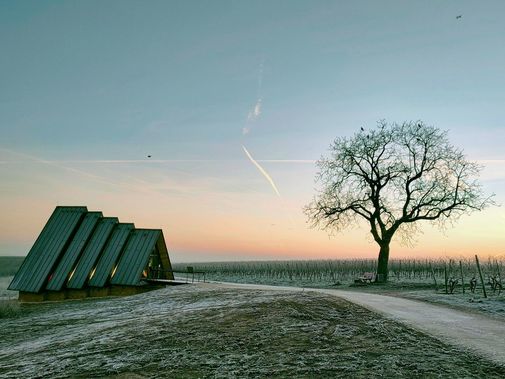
[1,0,504,262]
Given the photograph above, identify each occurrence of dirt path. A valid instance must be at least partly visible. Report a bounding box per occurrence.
[202,281,505,366]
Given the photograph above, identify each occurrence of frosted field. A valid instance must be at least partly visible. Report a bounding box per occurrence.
[172,259,504,294]
[1,284,505,378]
[0,276,16,300]
[174,259,505,321]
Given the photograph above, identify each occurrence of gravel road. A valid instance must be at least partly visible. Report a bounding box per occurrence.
[206,281,505,366]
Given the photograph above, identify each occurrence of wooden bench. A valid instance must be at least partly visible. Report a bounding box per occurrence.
[355,272,376,284]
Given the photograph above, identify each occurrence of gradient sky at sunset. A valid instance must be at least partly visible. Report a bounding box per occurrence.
[1,1,504,262]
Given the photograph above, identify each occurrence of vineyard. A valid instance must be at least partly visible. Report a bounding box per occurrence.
[172,257,504,293]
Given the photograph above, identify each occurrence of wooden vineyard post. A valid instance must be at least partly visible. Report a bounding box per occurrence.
[459,260,465,294]
[475,255,487,299]
[430,263,438,291]
[444,264,448,294]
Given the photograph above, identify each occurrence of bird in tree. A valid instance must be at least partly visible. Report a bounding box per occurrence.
[304,120,494,282]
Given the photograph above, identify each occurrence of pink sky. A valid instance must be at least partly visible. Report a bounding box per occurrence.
[2,2,505,262]
[1,149,503,262]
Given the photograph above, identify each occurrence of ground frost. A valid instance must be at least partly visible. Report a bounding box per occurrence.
[1,285,504,378]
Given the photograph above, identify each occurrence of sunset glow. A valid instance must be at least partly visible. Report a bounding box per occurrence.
[1,1,504,262]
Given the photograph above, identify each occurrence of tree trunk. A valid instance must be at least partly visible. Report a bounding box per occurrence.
[376,243,390,283]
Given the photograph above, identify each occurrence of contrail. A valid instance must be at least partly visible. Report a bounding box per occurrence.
[257,60,264,98]
[247,98,262,122]
[0,158,316,164]
[242,145,281,197]
[243,60,265,135]
[0,148,147,192]
[0,158,317,164]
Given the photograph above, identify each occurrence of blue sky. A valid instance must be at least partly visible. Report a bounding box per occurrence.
[1,1,504,261]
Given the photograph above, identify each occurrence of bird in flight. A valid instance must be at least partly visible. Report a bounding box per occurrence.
[147,155,152,158]
[360,127,365,131]
[456,15,462,19]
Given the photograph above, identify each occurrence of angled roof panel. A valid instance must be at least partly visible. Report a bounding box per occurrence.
[16,209,72,291]
[8,206,87,293]
[8,207,62,291]
[126,230,160,285]
[66,217,118,289]
[89,223,134,287]
[110,229,144,286]
[34,210,79,288]
[46,212,103,291]
[111,229,160,286]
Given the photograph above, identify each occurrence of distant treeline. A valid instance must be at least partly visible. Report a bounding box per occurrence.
[0,257,24,277]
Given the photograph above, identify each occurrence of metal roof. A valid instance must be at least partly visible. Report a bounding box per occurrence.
[9,206,174,294]
[66,217,118,289]
[88,223,134,287]
[46,212,103,291]
[8,206,87,293]
[111,229,161,286]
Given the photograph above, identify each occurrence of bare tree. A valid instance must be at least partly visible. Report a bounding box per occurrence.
[305,121,494,282]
